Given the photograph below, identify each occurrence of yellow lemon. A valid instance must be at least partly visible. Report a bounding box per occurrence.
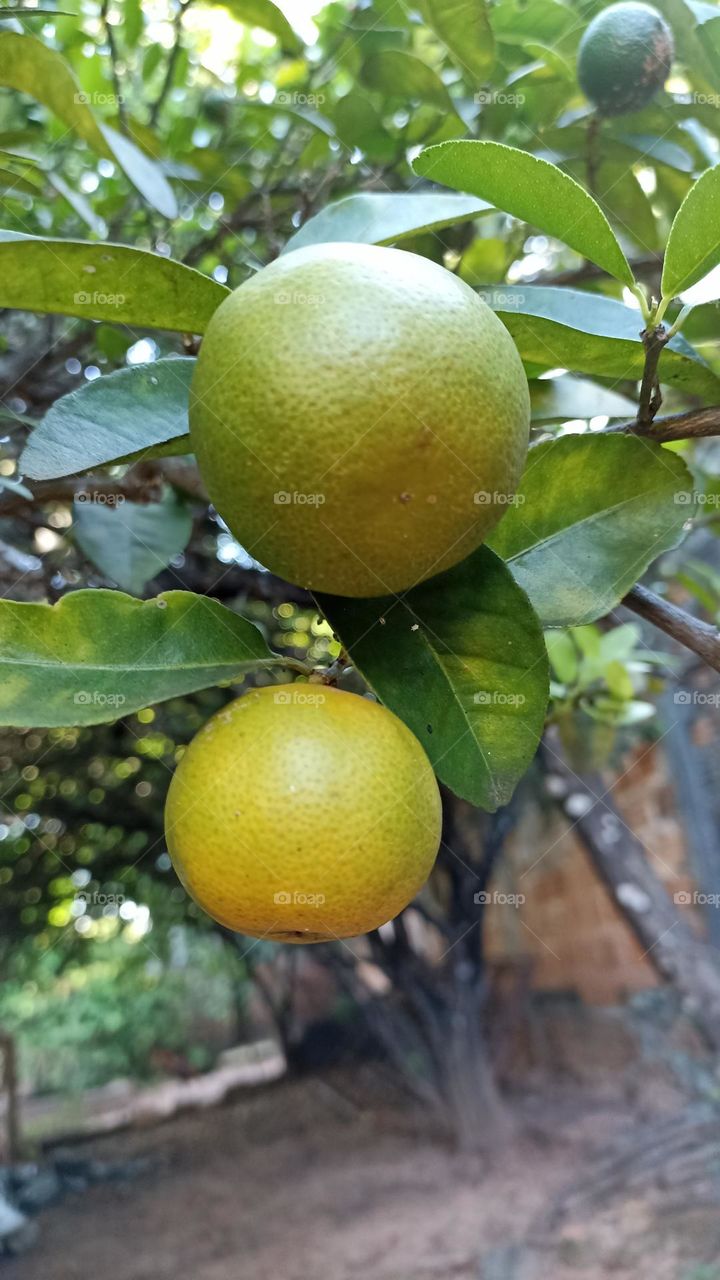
[190,242,530,597]
[164,684,442,942]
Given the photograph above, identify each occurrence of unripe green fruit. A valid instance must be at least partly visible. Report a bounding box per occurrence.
[190,242,530,598]
[578,2,674,117]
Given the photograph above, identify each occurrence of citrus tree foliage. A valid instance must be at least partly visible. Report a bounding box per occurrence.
[1,0,720,942]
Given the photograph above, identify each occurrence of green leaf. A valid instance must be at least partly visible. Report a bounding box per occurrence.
[0,32,177,218]
[98,123,177,221]
[481,285,720,403]
[47,171,107,238]
[566,158,660,254]
[0,166,39,195]
[545,630,579,684]
[362,50,463,120]
[421,0,494,80]
[318,547,549,811]
[488,436,693,626]
[413,140,634,285]
[686,0,720,85]
[284,191,493,253]
[0,590,282,727]
[530,376,636,422]
[492,0,577,46]
[0,233,227,330]
[21,358,194,480]
[73,488,193,595]
[661,163,720,300]
[206,0,302,51]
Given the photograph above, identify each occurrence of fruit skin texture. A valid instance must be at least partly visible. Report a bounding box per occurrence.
[190,242,530,598]
[578,2,674,117]
[164,684,442,943]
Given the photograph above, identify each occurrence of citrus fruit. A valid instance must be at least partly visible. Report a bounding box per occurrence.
[578,2,674,117]
[164,684,442,942]
[190,242,530,598]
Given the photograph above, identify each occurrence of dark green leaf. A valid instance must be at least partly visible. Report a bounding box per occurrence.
[0,590,283,727]
[421,0,494,80]
[413,140,635,285]
[488,435,693,626]
[318,547,549,811]
[73,489,193,595]
[362,50,463,121]
[21,358,194,480]
[480,285,720,402]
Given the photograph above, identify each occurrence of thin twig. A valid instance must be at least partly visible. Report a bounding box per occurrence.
[586,112,600,197]
[101,0,127,131]
[149,0,192,127]
[623,584,720,674]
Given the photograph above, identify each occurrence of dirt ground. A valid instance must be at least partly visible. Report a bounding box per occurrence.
[5,1068,720,1280]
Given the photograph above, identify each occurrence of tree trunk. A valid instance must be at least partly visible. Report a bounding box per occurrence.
[545,735,720,1052]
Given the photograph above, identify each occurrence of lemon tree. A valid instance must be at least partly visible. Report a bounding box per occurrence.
[1,0,720,949]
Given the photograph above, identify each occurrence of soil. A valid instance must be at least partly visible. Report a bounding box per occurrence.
[4,1068,720,1280]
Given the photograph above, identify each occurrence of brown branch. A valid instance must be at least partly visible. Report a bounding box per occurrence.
[0,472,163,518]
[623,584,720,674]
[606,403,720,443]
[637,323,669,426]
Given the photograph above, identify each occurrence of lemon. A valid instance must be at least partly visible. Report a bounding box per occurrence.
[578,2,674,117]
[190,242,530,598]
[164,684,442,942]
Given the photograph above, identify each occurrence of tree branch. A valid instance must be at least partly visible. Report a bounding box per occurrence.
[637,323,669,426]
[606,403,720,443]
[623,584,720,674]
[0,471,163,519]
